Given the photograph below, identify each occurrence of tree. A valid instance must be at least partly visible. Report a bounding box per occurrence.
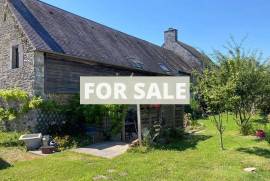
[215,41,268,135]
[195,69,234,150]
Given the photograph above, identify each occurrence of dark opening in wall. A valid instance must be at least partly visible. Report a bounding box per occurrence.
[3,12,7,22]
[12,45,20,69]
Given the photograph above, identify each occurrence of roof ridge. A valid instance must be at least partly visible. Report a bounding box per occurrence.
[34,0,178,55]
[7,0,193,74]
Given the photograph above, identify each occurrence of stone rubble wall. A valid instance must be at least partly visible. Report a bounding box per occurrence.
[0,1,37,95]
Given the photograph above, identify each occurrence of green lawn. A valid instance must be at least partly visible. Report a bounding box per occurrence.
[1,115,270,181]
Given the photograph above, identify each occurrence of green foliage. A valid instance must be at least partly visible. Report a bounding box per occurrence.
[185,98,204,120]
[39,99,62,113]
[0,89,28,102]
[0,89,43,126]
[142,127,185,147]
[105,105,128,137]
[2,115,270,180]
[265,127,270,144]
[63,94,106,125]
[53,135,93,151]
[0,131,24,147]
[39,94,128,138]
[194,67,232,150]
[195,39,270,140]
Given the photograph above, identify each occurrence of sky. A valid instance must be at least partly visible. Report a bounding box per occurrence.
[42,0,270,60]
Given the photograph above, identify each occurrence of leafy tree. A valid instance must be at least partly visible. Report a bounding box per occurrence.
[215,41,269,135]
[195,69,234,150]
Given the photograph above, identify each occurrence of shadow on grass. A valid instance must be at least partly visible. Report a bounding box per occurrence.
[237,147,270,159]
[153,134,212,151]
[253,117,269,125]
[0,158,11,170]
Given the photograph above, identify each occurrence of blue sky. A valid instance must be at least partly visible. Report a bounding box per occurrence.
[42,0,270,60]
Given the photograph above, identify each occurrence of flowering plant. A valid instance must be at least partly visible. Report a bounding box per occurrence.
[256,130,266,139]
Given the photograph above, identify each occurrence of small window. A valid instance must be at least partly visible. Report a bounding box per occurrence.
[127,56,144,70]
[159,63,171,73]
[3,13,7,22]
[132,60,144,70]
[11,45,20,69]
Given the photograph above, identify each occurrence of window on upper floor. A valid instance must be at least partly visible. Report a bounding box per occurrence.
[11,45,21,69]
[3,12,7,22]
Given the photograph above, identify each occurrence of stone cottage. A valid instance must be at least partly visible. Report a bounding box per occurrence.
[0,0,209,139]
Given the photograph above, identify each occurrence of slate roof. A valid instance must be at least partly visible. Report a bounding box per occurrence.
[177,41,212,70]
[7,0,193,75]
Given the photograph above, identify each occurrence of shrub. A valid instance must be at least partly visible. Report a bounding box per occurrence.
[239,121,254,136]
[53,134,93,151]
[0,89,42,130]
[264,125,270,144]
[185,98,204,120]
[105,105,128,138]
[143,127,185,146]
[36,95,107,136]
[0,131,24,147]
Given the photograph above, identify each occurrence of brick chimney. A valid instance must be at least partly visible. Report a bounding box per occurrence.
[164,28,178,44]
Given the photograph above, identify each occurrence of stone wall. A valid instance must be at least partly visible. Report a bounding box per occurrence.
[1,110,39,132]
[0,1,36,95]
[0,1,44,132]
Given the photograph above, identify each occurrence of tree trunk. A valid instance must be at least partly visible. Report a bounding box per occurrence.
[220,132,224,150]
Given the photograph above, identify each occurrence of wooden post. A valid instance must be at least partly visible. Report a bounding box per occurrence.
[137,104,142,146]
[172,105,176,128]
[122,115,125,142]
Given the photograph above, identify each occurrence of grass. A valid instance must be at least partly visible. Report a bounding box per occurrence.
[0,115,270,181]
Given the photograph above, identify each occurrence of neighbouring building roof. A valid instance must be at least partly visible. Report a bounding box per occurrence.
[7,0,194,75]
[176,41,212,70]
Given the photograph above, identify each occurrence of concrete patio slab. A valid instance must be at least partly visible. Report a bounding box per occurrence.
[73,142,130,159]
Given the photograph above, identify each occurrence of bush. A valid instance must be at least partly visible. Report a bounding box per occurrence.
[0,131,24,147]
[185,98,204,120]
[239,122,254,136]
[37,95,107,136]
[264,125,270,144]
[0,89,42,131]
[143,127,185,146]
[53,134,93,151]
